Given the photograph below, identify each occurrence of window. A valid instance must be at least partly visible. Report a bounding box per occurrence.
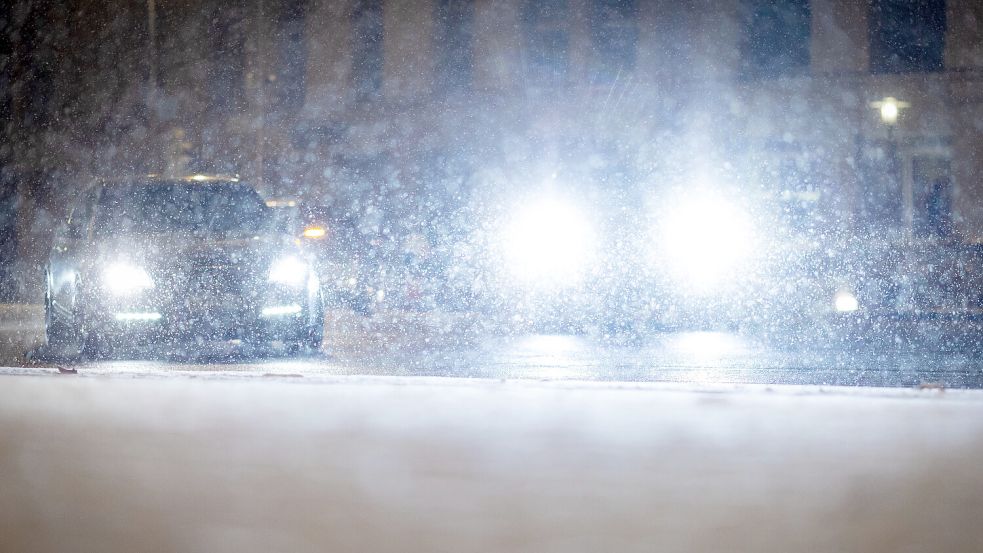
[95,183,270,236]
[67,187,101,240]
[589,0,638,83]
[435,0,474,94]
[352,0,384,101]
[869,0,946,74]
[522,0,569,86]
[740,0,811,78]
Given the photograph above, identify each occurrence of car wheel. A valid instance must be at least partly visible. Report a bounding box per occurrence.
[44,276,84,357]
[297,293,325,353]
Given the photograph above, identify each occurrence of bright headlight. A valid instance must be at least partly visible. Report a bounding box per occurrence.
[834,290,859,313]
[268,256,308,287]
[501,197,595,286]
[657,194,756,288]
[102,262,154,295]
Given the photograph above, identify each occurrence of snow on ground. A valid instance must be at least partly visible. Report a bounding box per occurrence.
[1,374,982,553]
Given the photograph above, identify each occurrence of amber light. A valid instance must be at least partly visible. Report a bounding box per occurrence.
[303,226,327,239]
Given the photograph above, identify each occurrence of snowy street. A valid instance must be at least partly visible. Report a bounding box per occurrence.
[2,369,982,553]
[4,304,983,388]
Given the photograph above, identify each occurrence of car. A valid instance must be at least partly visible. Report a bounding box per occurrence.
[264,200,377,314]
[44,175,324,356]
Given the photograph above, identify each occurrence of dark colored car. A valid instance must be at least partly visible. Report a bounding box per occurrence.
[265,201,374,313]
[44,176,325,356]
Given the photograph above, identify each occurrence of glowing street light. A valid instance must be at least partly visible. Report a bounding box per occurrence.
[869,96,912,238]
[870,96,910,125]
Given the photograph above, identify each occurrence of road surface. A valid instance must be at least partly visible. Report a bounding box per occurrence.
[3,305,983,387]
[2,369,983,553]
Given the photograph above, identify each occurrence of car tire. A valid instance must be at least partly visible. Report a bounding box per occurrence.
[44,276,84,357]
[298,293,325,353]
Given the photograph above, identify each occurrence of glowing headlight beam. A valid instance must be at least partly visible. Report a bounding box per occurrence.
[102,262,154,295]
[501,198,595,287]
[268,256,308,287]
[657,194,756,289]
[834,290,859,313]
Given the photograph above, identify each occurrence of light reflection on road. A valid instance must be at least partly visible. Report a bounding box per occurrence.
[496,334,597,379]
[662,332,753,384]
[3,304,983,387]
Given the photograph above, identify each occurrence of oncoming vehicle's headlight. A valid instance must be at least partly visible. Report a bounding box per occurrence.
[834,290,859,313]
[501,196,596,287]
[656,193,757,289]
[102,262,154,295]
[268,256,308,287]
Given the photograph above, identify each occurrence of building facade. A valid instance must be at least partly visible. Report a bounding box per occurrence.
[3,0,983,299]
[272,0,982,241]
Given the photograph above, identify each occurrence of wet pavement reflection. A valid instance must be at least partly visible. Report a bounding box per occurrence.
[3,313,983,387]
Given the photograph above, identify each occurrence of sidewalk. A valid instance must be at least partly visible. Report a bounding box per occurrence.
[1,375,981,553]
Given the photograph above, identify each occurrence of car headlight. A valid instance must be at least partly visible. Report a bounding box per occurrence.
[834,290,859,313]
[102,262,154,295]
[656,193,756,289]
[268,256,308,287]
[500,196,596,287]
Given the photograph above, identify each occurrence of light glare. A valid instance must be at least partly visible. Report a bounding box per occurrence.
[269,256,307,287]
[261,304,302,316]
[502,197,595,286]
[302,226,327,239]
[870,96,909,125]
[103,262,154,295]
[880,102,898,124]
[658,194,756,289]
[834,291,859,313]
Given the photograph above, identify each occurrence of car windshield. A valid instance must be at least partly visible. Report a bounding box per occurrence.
[93,182,271,236]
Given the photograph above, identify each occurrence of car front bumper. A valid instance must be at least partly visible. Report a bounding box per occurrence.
[81,287,312,344]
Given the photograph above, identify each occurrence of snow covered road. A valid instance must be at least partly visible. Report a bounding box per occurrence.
[1,375,982,553]
[5,304,983,387]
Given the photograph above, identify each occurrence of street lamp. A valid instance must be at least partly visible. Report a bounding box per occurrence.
[870,96,909,125]
[870,96,910,240]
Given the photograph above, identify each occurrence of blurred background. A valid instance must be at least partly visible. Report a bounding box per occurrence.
[0,1,980,327]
